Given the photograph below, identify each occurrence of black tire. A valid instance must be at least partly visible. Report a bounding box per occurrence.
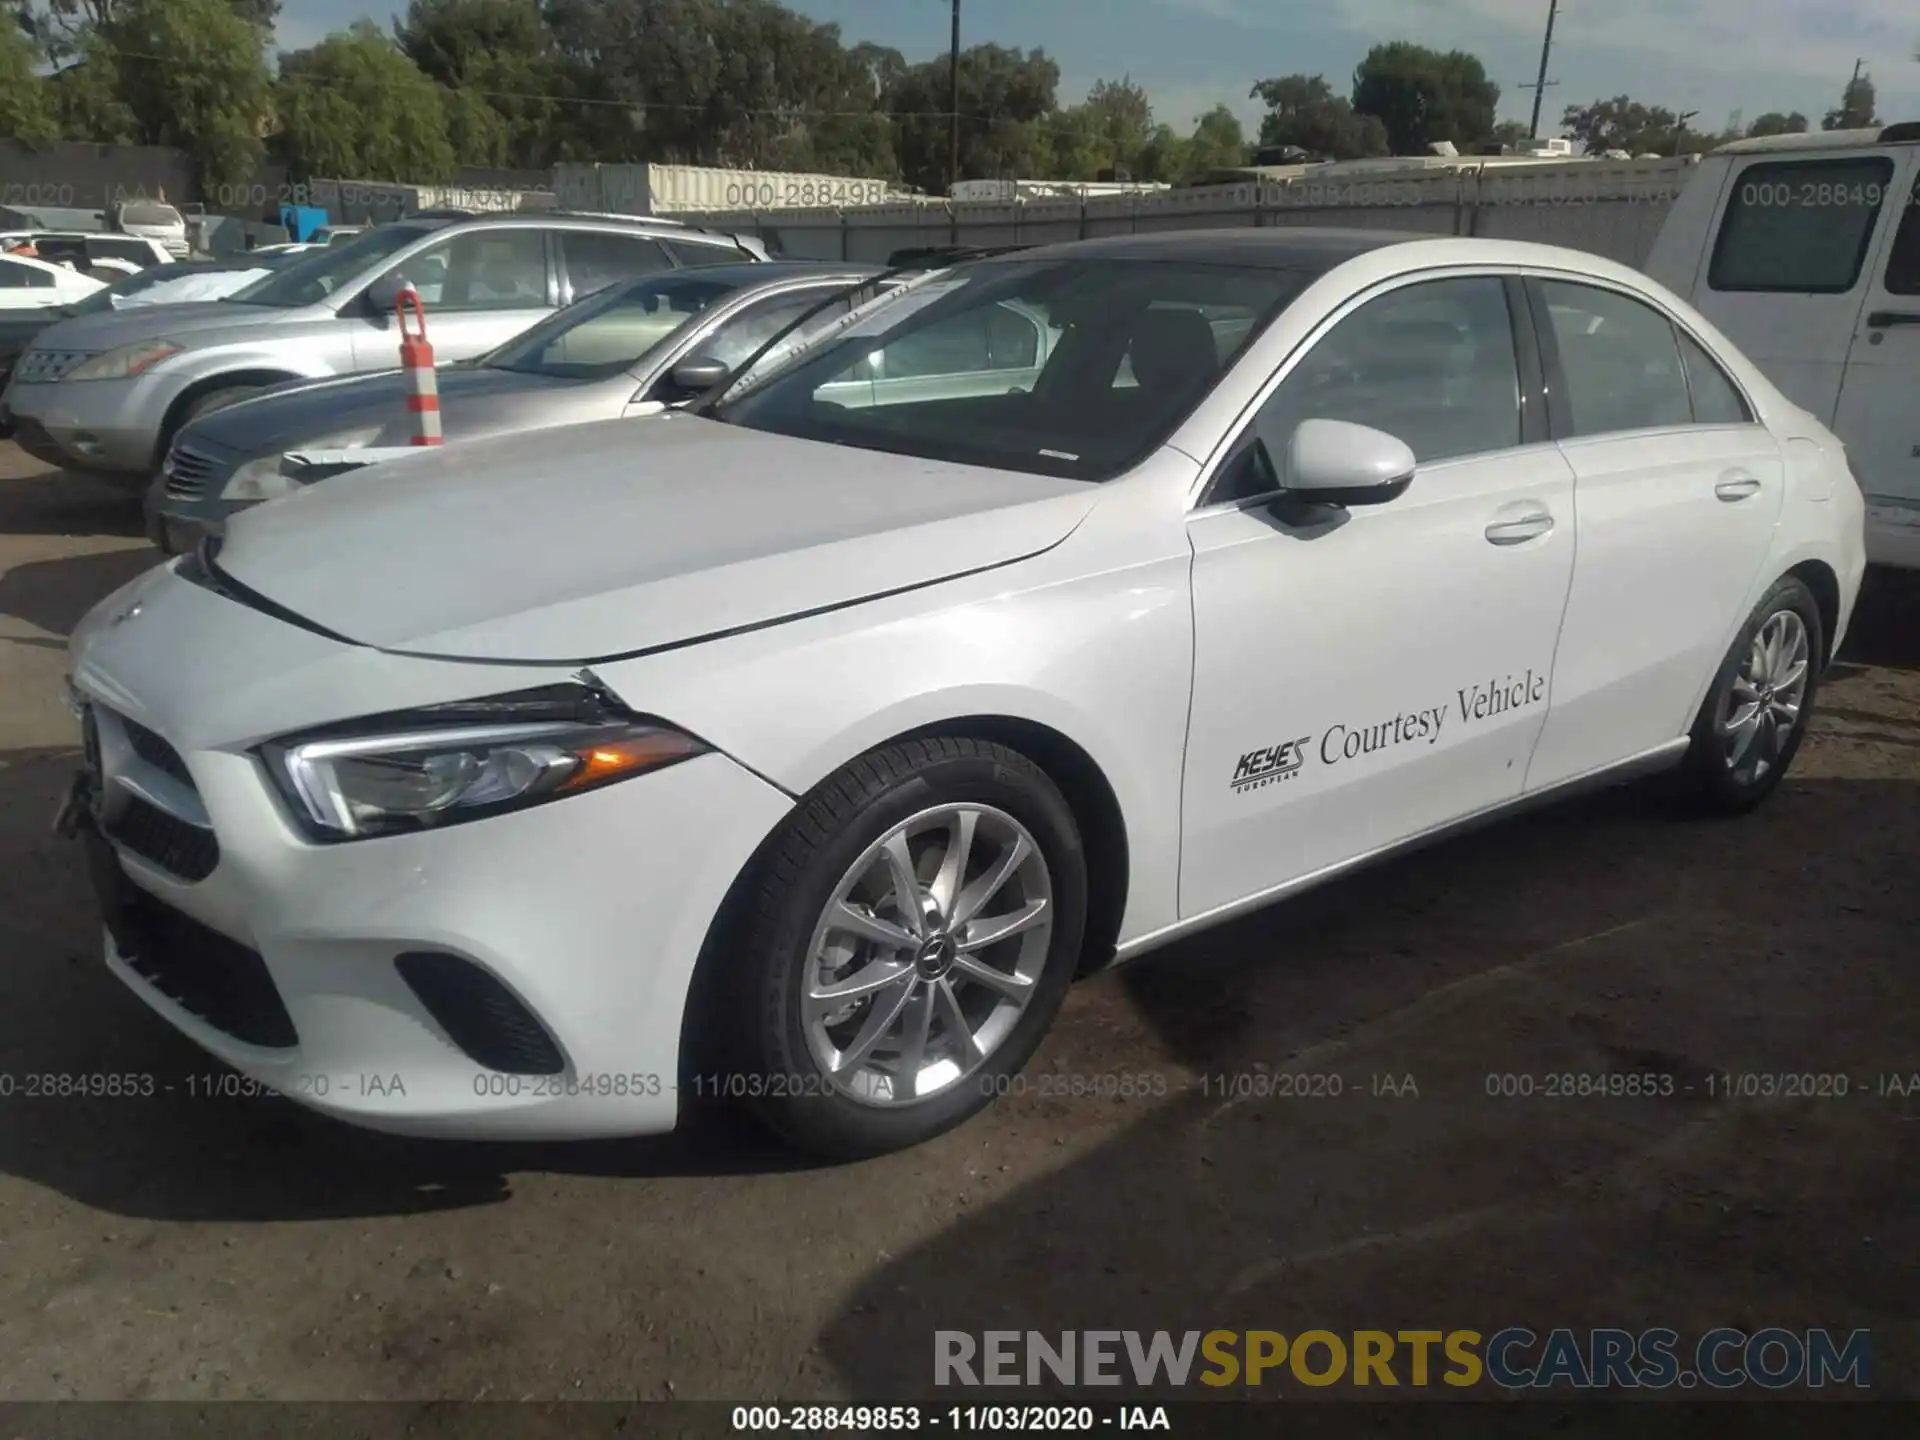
[723,736,1088,1160]
[185,384,264,420]
[156,385,265,471]
[1678,575,1824,815]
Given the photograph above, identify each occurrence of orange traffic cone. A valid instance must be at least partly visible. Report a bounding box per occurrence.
[396,285,442,446]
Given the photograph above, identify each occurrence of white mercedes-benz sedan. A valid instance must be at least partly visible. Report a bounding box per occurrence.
[63,230,1867,1159]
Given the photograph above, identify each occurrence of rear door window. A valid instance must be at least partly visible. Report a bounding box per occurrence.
[560,232,673,300]
[1535,280,1692,436]
[1710,157,1896,294]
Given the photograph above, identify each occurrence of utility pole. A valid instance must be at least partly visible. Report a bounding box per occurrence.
[1526,0,1560,140]
[949,0,962,195]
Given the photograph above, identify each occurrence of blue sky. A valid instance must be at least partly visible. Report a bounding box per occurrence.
[277,0,1920,138]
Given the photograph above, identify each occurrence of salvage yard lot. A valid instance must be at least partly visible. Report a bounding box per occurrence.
[0,439,1914,1402]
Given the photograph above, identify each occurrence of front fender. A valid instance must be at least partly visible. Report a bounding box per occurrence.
[590,528,1196,948]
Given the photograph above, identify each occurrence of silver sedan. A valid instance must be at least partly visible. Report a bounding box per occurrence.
[145,261,882,551]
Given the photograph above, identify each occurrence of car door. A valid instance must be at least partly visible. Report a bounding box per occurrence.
[1688,149,1905,424]
[1831,155,1920,530]
[1179,272,1576,919]
[1522,275,1785,793]
[625,285,856,416]
[555,231,676,305]
[350,227,556,369]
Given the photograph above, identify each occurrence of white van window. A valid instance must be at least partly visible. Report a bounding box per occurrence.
[1710,157,1896,294]
[1887,175,1920,297]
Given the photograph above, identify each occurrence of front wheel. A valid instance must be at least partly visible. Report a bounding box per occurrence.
[1678,576,1824,814]
[723,737,1088,1160]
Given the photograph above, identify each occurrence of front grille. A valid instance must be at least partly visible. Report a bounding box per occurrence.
[118,889,297,1048]
[15,350,93,385]
[106,792,219,882]
[120,715,195,789]
[82,706,102,774]
[163,442,220,501]
[396,952,565,1075]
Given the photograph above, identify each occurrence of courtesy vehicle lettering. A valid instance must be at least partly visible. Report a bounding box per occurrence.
[1262,669,1550,781]
[1320,705,1448,765]
[1457,669,1547,722]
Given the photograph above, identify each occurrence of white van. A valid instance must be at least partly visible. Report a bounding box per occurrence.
[1645,123,1920,568]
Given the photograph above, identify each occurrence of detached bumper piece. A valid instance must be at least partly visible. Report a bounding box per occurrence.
[395,951,566,1076]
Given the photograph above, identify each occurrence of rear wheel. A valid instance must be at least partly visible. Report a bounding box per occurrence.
[1678,576,1823,814]
[723,737,1088,1160]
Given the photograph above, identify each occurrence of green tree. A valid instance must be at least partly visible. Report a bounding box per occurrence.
[1562,96,1695,155]
[1822,71,1879,130]
[883,42,1059,192]
[540,0,895,174]
[1,17,62,141]
[395,0,566,167]
[1351,41,1499,154]
[1487,118,1532,151]
[1250,73,1388,160]
[276,22,457,182]
[47,0,271,190]
[1184,103,1248,172]
[1047,77,1156,180]
[1747,110,1809,137]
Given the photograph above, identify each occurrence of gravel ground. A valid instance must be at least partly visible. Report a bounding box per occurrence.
[0,441,1914,1405]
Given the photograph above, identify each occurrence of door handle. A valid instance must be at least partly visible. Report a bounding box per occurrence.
[1715,471,1763,502]
[1484,509,1554,545]
[1866,310,1920,329]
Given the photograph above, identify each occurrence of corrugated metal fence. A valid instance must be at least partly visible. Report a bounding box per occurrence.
[675,157,1700,271]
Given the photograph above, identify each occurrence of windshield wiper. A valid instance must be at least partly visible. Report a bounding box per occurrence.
[687,255,991,420]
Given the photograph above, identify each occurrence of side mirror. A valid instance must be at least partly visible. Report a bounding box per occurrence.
[666,354,732,397]
[1269,417,1416,508]
[362,272,406,316]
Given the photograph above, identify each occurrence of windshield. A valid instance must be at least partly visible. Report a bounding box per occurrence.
[64,264,187,314]
[719,259,1308,481]
[486,271,743,380]
[229,224,432,308]
[119,202,182,227]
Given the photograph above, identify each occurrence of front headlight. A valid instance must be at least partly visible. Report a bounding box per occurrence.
[222,426,386,501]
[220,454,299,502]
[259,683,709,842]
[65,339,183,382]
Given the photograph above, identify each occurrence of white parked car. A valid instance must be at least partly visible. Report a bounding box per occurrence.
[0,252,107,309]
[62,231,1866,1159]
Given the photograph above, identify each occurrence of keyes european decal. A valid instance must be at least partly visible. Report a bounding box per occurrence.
[1232,670,1549,793]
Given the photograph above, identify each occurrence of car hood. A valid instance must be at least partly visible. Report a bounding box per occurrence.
[212,414,1100,663]
[190,366,603,456]
[27,299,313,353]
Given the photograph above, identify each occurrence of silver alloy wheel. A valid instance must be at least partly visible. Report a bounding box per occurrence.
[802,803,1054,1107]
[1718,608,1811,784]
